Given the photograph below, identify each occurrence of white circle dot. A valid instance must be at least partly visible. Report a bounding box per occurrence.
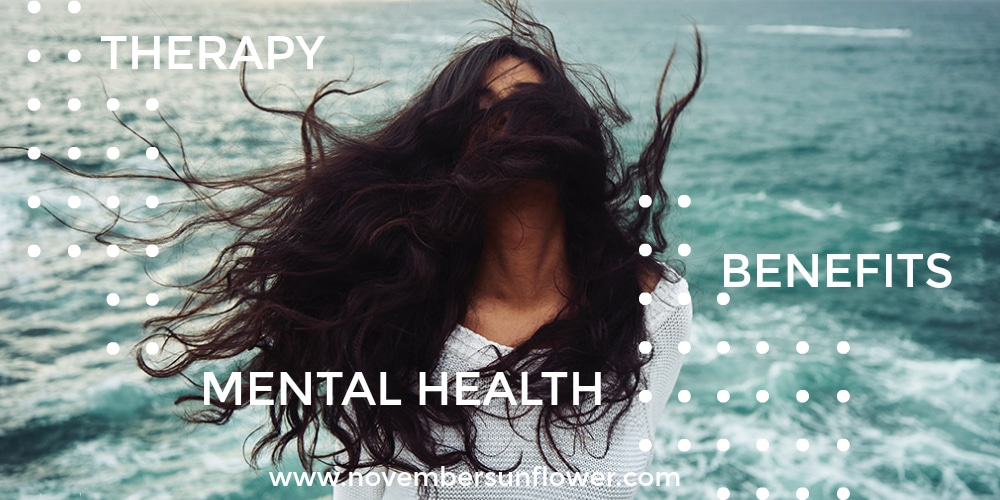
[67,49,81,63]
[796,487,810,500]
[638,390,652,403]
[68,1,81,13]
[717,487,730,500]
[68,147,81,160]
[67,245,81,258]
[756,389,769,403]
[146,244,159,257]
[28,195,41,208]
[27,245,41,258]
[146,293,159,306]
[678,292,691,305]
[27,49,41,62]
[639,292,652,305]
[797,341,810,354]
[677,340,691,354]
[146,195,159,208]
[838,341,851,354]
[106,293,120,306]
[717,341,730,354]
[796,438,810,451]
[104,147,120,160]
[677,389,691,403]
[68,98,81,111]
[28,1,41,14]
[106,244,120,257]
[28,98,41,111]
[145,341,160,355]
[106,98,120,111]
[717,292,731,305]
[638,194,652,208]
[756,340,770,354]
[756,487,770,500]
[717,390,730,403]
[638,243,652,257]
[145,146,159,160]
[717,439,730,451]
[638,340,652,354]
[837,487,850,499]
[756,438,769,452]
[106,342,120,355]
[838,390,851,403]
[837,438,850,451]
[68,195,81,208]
[28,147,41,160]
[677,243,691,256]
[106,195,120,209]
[145,98,159,111]
[638,439,652,452]
[677,439,691,452]
[677,194,691,208]
[796,390,809,403]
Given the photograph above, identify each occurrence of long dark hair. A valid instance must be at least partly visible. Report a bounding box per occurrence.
[3,0,703,486]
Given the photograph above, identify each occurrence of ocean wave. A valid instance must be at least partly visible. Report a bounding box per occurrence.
[748,25,913,39]
[777,199,845,220]
[871,220,903,233]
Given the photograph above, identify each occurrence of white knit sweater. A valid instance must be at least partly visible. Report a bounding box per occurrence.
[333,276,691,500]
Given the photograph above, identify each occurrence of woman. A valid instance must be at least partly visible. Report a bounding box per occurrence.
[324,35,698,497]
[14,1,702,498]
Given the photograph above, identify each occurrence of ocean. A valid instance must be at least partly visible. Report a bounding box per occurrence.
[1,0,998,498]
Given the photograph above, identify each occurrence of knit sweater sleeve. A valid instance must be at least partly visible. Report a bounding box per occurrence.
[643,277,692,434]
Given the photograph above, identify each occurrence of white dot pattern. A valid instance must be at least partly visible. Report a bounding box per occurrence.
[677,439,691,452]
[677,389,691,403]
[838,438,851,451]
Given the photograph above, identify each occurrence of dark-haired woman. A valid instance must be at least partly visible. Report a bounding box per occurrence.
[327,51,693,499]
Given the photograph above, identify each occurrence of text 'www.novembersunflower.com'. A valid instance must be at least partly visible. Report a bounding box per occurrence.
[269,466,681,489]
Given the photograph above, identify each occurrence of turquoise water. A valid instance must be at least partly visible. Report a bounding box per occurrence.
[1,0,998,498]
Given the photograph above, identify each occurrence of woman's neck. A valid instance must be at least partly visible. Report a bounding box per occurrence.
[472,182,572,307]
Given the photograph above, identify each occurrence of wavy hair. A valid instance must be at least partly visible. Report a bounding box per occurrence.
[2,0,704,489]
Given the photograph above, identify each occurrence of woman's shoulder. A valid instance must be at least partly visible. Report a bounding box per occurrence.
[642,264,691,330]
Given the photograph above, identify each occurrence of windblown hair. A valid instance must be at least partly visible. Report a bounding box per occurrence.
[4,0,704,489]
